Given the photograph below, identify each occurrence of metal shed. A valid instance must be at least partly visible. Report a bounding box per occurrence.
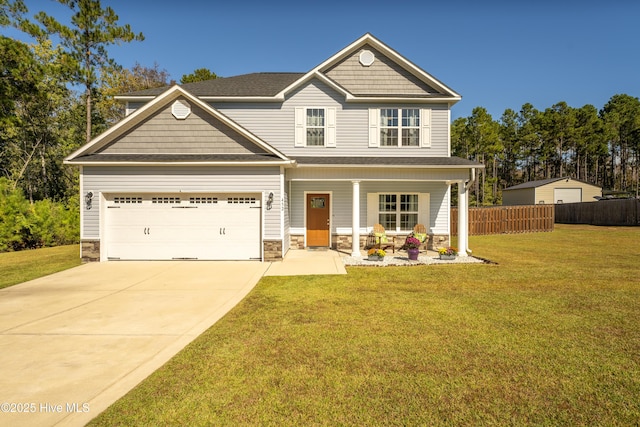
[502,177,602,206]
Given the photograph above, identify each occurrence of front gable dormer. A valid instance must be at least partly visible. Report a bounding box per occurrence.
[277,33,461,104]
[323,45,442,98]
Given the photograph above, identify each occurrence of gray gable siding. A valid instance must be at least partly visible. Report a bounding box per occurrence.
[100,98,268,155]
[82,166,282,240]
[213,79,451,158]
[324,45,440,96]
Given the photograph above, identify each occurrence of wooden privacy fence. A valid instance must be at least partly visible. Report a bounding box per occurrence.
[451,205,555,236]
[555,199,640,226]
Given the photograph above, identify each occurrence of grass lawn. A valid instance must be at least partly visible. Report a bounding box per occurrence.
[90,225,640,426]
[0,245,81,289]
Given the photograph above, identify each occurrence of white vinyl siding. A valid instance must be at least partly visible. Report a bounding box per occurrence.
[294,106,336,147]
[289,180,446,235]
[125,101,147,116]
[82,166,282,241]
[213,79,450,157]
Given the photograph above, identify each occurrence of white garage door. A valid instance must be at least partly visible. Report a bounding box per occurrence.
[105,194,261,260]
[554,188,582,204]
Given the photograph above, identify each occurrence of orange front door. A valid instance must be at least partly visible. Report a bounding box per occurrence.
[306,193,330,247]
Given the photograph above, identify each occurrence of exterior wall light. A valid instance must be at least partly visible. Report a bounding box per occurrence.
[85,191,93,210]
[267,192,274,210]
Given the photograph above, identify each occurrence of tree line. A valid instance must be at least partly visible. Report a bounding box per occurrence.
[452,96,640,205]
[0,0,217,250]
[2,1,638,249]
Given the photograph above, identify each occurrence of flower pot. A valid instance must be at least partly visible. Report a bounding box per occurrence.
[368,255,383,261]
[439,254,456,260]
[407,248,419,260]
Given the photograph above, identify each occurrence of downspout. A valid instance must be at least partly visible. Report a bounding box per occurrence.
[464,167,477,255]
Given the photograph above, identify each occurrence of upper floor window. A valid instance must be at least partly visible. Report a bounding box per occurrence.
[369,108,431,148]
[380,108,420,147]
[306,108,325,146]
[295,107,336,148]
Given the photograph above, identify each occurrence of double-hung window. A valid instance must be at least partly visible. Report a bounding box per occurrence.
[306,108,325,146]
[295,107,336,147]
[380,108,420,146]
[378,194,419,231]
[367,192,430,233]
[369,108,431,148]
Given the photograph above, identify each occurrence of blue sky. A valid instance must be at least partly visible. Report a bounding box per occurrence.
[4,0,640,120]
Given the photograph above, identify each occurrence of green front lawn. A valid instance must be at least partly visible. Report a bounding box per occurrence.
[0,245,81,289]
[91,225,640,426]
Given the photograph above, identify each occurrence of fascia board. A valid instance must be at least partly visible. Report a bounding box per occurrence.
[367,40,462,98]
[294,164,484,169]
[65,86,184,161]
[66,85,290,163]
[345,96,461,104]
[199,96,284,102]
[183,89,290,161]
[113,95,157,101]
[310,33,461,100]
[274,70,353,100]
[64,160,297,167]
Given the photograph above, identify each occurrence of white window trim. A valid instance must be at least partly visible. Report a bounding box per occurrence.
[366,192,430,233]
[369,108,431,148]
[295,107,336,148]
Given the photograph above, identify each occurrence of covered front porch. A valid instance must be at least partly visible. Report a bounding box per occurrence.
[286,159,481,259]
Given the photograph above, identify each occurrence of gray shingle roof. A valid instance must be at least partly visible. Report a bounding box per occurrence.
[120,73,304,97]
[67,154,483,167]
[67,153,286,163]
[291,156,484,167]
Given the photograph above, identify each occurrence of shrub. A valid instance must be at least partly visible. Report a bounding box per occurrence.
[0,178,79,251]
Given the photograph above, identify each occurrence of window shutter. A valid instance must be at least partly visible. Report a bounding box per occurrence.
[367,193,378,229]
[421,109,431,148]
[326,107,336,147]
[418,193,430,229]
[295,107,305,147]
[368,108,379,147]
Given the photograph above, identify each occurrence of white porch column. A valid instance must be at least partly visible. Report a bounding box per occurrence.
[351,180,361,257]
[457,181,469,257]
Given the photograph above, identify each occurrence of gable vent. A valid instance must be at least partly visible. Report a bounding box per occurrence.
[172,100,191,120]
[359,49,375,67]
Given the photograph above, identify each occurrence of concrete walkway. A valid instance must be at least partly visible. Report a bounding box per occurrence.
[0,261,269,427]
[264,249,347,276]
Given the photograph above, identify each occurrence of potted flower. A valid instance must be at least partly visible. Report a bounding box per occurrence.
[438,246,457,260]
[367,248,386,261]
[402,235,421,260]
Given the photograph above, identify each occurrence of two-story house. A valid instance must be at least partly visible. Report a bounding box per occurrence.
[65,33,483,262]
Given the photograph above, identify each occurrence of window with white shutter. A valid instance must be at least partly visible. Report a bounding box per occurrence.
[369,108,431,148]
[294,107,336,147]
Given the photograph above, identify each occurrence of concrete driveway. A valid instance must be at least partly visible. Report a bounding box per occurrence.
[0,261,269,427]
